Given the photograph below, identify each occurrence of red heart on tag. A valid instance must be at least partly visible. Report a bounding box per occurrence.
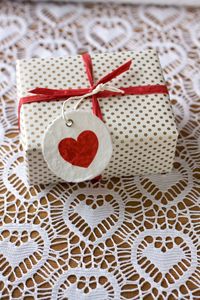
[58,130,99,168]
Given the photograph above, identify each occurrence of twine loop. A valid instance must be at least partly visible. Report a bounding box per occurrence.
[62,83,124,126]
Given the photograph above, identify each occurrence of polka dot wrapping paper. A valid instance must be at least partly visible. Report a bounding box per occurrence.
[16,50,178,185]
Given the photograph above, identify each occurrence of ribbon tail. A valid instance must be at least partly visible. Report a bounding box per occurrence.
[96,60,132,86]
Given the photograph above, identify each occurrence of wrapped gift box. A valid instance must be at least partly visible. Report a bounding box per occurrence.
[16,50,178,185]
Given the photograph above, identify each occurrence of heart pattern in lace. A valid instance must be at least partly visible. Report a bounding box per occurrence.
[0,224,49,284]
[62,188,125,243]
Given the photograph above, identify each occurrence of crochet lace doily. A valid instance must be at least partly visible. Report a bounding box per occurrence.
[0,1,200,299]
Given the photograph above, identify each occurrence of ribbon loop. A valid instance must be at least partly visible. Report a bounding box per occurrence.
[62,82,125,123]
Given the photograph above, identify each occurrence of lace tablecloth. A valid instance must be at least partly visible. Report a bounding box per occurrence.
[30,0,200,6]
[0,1,200,299]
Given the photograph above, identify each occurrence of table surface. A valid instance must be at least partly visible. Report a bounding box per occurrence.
[0,1,200,299]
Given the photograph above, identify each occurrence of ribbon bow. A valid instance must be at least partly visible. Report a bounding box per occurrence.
[18,52,168,127]
[62,82,125,124]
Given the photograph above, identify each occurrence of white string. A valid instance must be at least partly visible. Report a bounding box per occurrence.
[62,83,124,124]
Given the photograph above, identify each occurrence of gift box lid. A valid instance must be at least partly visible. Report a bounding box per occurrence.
[16,50,178,152]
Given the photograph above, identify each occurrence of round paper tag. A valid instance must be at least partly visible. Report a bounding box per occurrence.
[42,111,113,182]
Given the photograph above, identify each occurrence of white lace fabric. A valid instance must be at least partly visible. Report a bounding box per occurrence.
[30,0,200,6]
[0,1,200,299]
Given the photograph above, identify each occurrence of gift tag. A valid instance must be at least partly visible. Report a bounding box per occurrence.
[42,110,113,182]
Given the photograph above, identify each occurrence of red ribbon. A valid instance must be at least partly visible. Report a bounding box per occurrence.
[18,53,168,127]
